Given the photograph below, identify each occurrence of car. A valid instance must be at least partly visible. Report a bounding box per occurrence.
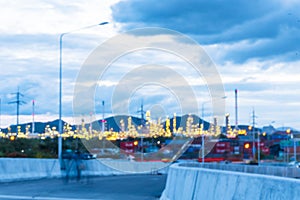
[287,161,300,168]
[80,153,97,160]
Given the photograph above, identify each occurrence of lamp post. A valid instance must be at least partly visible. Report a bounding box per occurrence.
[0,98,1,131]
[286,128,291,163]
[58,22,108,164]
[294,138,297,162]
[251,109,256,162]
[291,132,296,162]
[101,100,105,133]
[32,100,35,134]
[257,131,260,165]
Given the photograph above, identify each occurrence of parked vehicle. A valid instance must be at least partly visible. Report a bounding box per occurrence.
[287,161,300,168]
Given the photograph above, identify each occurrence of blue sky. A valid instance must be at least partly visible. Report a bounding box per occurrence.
[0,0,300,129]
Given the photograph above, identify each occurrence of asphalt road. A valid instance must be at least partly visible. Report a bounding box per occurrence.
[0,174,167,200]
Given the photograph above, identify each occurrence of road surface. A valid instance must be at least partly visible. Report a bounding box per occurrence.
[0,174,167,200]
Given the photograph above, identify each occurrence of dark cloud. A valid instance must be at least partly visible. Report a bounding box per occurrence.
[112,0,300,63]
[112,0,275,35]
[227,27,300,63]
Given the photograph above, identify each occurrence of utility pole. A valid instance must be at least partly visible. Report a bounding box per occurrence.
[252,109,256,161]
[9,88,26,127]
[102,100,105,133]
[32,100,35,134]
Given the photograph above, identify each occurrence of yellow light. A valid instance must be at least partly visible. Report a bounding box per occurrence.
[9,136,16,141]
[244,143,250,149]
[146,110,151,118]
[286,129,291,134]
[133,141,138,146]
[238,129,247,135]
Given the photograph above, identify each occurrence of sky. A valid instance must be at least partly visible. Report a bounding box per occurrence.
[0,0,300,130]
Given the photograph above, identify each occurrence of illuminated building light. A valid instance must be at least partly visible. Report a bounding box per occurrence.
[244,143,250,149]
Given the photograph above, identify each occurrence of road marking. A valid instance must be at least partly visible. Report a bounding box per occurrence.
[0,195,103,200]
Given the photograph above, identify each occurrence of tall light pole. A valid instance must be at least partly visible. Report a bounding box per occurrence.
[252,109,256,161]
[32,100,35,134]
[0,98,1,131]
[58,22,108,164]
[257,131,260,165]
[101,100,105,133]
[291,132,296,162]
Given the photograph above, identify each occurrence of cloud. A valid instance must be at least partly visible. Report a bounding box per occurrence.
[1,0,300,130]
[112,0,300,63]
[0,0,119,122]
[112,0,275,34]
[0,0,118,34]
[218,59,300,128]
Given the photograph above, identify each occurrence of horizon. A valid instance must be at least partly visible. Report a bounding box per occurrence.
[0,113,296,131]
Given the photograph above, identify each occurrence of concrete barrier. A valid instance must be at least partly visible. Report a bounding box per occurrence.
[100,160,169,174]
[161,163,300,200]
[0,158,169,182]
[0,158,61,182]
[179,162,300,178]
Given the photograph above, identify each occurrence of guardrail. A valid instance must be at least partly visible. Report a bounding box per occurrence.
[178,162,300,178]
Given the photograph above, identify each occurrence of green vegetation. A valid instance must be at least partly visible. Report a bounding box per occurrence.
[0,138,57,158]
[0,136,171,158]
[0,138,89,158]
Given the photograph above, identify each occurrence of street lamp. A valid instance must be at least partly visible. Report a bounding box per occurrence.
[0,98,1,131]
[251,109,256,162]
[286,128,291,163]
[58,21,108,164]
[257,131,260,165]
[291,133,297,162]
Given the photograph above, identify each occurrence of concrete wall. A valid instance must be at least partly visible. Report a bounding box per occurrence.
[161,163,300,200]
[0,158,168,182]
[180,163,300,178]
[0,158,61,182]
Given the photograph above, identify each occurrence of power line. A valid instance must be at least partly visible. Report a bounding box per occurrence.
[8,88,26,126]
